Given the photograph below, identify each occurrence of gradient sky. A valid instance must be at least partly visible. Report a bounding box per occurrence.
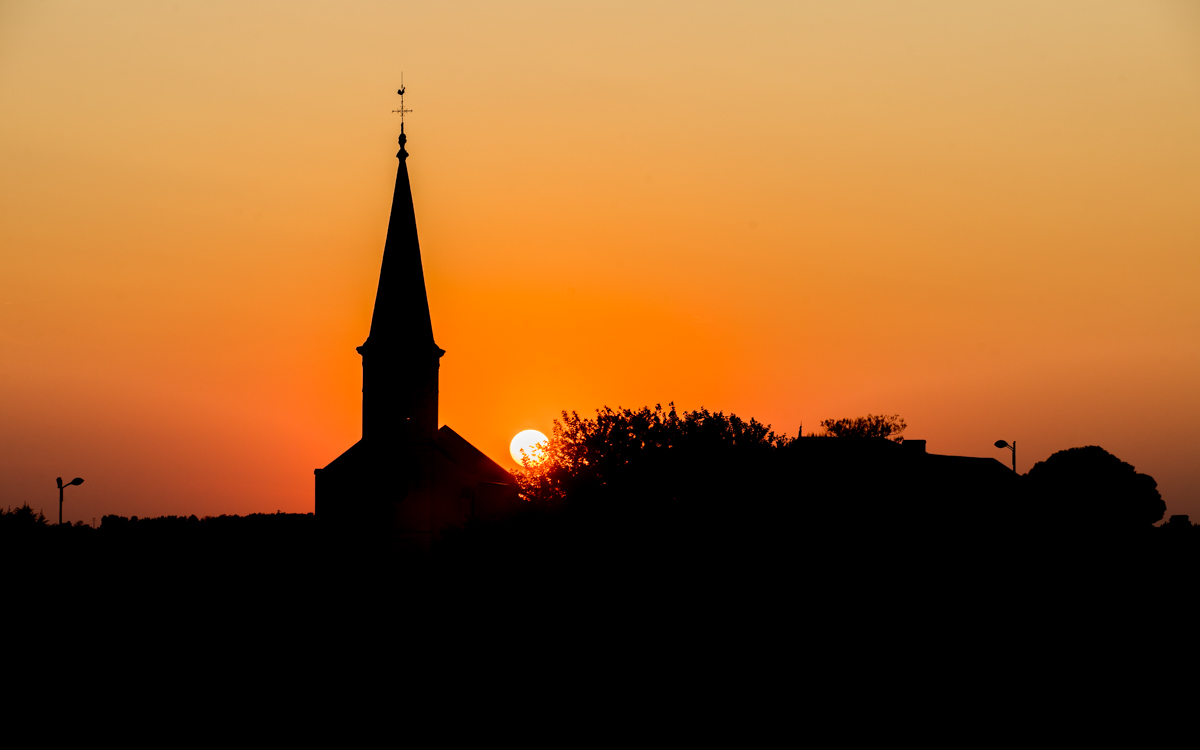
[2,1,1199,522]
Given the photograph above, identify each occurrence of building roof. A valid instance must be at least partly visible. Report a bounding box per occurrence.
[436,425,513,484]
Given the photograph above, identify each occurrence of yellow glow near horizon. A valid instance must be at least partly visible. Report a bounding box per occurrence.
[509,430,548,466]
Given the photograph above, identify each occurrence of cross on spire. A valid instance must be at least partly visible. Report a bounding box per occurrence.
[392,75,413,133]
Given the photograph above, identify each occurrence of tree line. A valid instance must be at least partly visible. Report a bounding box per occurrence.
[511,404,1165,532]
[3,405,1183,573]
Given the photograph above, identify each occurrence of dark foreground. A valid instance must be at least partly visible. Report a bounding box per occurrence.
[4,506,1190,728]
[7,507,1197,617]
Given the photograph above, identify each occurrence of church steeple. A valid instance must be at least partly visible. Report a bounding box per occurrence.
[361,125,439,352]
[315,87,520,538]
[358,95,444,446]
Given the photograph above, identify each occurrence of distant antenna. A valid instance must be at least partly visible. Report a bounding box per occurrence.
[392,73,413,132]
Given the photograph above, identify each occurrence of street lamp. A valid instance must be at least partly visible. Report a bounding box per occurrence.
[56,476,84,525]
[993,440,1016,473]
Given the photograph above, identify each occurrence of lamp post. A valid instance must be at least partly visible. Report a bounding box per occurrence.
[56,476,84,525]
[993,440,1016,473]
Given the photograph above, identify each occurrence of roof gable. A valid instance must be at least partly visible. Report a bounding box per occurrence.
[436,425,512,483]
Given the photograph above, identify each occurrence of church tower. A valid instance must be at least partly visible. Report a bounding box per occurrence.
[358,124,444,447]
[315,90,517,547]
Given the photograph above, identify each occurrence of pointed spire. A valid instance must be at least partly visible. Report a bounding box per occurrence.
[361,126,439,354]
[358,95,444,446]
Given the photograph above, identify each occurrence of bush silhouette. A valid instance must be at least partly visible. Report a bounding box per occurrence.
[1026,446,1165,531]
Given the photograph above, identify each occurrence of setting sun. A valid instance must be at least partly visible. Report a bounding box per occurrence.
[509,430,548,466]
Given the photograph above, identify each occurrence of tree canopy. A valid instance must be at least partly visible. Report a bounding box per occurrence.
[515,403,794,511]
[818,414,906,441]
[0,503,48,533]
[1026,445,1165,530]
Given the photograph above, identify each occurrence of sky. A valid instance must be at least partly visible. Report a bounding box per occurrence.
[2,1,1199,522]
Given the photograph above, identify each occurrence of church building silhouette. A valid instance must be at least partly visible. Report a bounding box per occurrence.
[315,122,517,547]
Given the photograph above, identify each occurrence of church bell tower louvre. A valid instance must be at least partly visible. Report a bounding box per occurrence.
[314,87,518,546]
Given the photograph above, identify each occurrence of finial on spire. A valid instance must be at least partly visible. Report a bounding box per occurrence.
[392,73,413,134]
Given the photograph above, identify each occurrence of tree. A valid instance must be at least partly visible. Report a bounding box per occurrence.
[818,414,906,442]
[515,403,793,510]
[0,503,50,545]
[1025,446,1165,531]
[503,403,800,571]
[0,503,48,530]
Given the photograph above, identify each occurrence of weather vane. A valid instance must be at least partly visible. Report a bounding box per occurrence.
[392,74,412,132]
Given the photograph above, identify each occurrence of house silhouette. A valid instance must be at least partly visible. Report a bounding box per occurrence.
[315,123,517,548]
[792,437,1018,531]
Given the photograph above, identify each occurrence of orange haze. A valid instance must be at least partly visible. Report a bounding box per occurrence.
[2,1,1199,521]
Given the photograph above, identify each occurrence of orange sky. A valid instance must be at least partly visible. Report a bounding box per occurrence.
[2,1,1199,522]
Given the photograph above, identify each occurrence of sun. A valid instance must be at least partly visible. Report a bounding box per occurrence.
[510,429,548,465]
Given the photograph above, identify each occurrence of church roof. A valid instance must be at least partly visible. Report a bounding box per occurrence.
[320,438,367,472]
[318,429,513,485]
[436,426,513,483]
[361,129,441,355]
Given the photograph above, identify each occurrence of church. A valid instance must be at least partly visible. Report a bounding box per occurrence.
[315,112,517,547]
